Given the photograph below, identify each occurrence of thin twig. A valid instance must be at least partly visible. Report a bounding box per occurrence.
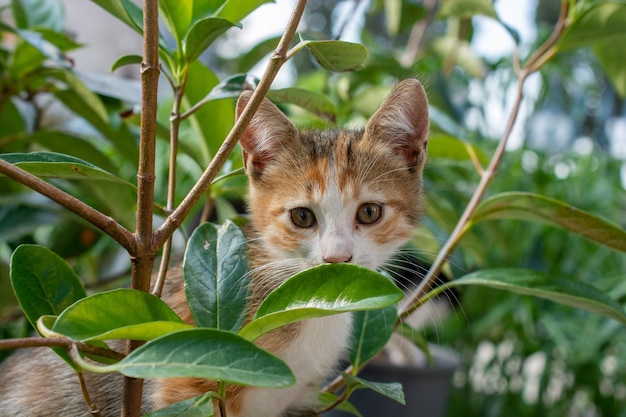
[0,159,136,253]
[397,0,571,320]
[77,371,103,417]
[0,337,125,361]
[153,0,309,248]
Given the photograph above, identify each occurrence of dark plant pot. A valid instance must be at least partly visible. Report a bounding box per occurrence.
[324,347,459,417]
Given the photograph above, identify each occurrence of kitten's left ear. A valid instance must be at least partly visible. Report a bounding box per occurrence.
[365,79,429,171]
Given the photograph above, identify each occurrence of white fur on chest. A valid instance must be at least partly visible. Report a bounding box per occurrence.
[236,313,353,417]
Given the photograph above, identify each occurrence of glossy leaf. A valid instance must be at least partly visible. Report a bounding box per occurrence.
[559,2,626,50]
[183,17,237,63]
[239,264,403,341]
[430,269,626,325]
[159,0,192,45]
[106,328,295,387]
[89,0,142,33]
[469,192,626,253]
[437,0,497,19]
[52,289,186,341]
[349,305,397,370]
[342,373,406,405]
[216,0,272,23]
[303,40,368,72]
[10,244,86,329]
[0,152,133,186]
[267,88,337,122]
[111,54,142,73]
[183,221,249,331]
[143,392,215,417]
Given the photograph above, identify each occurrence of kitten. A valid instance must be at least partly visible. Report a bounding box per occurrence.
[0,78,429,417]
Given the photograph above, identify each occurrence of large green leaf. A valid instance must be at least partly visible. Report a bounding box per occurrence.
[183,16,237,63]
[266,88,337,122]
[559,2,626,50]
[430,269,626,325]
[89,0,143,33]
[10,244,86,329]
[159,0,192,46]
[0,152,134,187]
[103,328,295,387]
[593,39,626,97]
[183,221,249,331]
[216,0,273,23]
[239,264,403,341]
[52,289,187,341]
[303,40,368,72]
[348,306,397,370]
[468,192,626,253]
[11,0,64,32]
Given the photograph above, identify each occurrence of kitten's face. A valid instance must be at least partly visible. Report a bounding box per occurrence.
[238,80,429,273]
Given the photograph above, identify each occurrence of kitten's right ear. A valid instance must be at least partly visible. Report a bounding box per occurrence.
[236,91,298,175]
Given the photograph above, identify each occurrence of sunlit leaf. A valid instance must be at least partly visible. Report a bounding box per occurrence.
[303,39,368,72]
[105,329,295,387]
[159,0,192,45]
[183,16,237,63]
[469,192,626,253]
[53,289,186,341]
[559,2,626,50]
[216,0,273,23]
[183,221,249,331]
[11,0,64,31]
[239,264,403,341]
[437,0,497,19]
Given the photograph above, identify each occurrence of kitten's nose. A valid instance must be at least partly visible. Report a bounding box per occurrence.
[324,255,352,263]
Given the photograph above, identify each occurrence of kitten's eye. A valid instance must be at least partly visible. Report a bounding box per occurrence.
[356,203,382,225]
[290,207,316,228]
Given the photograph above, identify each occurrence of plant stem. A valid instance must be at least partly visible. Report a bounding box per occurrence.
[122,0,160,415]
[153,0,309,248]
[77,371,103,417]
[0,337,125,361]
[0,159,136,253]
[397,0,570,320]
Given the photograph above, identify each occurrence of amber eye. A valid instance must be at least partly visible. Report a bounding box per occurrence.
[356,203,382,225]
[290,207,316,228]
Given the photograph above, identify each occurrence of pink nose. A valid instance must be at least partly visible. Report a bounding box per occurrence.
[323,255,352,263]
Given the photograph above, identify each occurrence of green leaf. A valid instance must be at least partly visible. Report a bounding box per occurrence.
[469,192,626,253]
[437,0,497,19]
[159,0,192,45]
[349,306,397,370]
[216,0,273,23]
[266,88,337,122]
[342,373,406,405]
[559,2,626,50]
[11,0,64,31]
[433,269,626,325]
[395,322,434,367]
[594,40,626,97]
[142,392,215,417]
[89,0,143,33]
[183,17,237,63]
[183,61,234,164]
[52,289,187,341]
[303,40,368,72]
[428,134,487,164]
[239,264,403,341]
[237,36,280,72]
[10,244,86,329]
[384,0,402,36]
[0,152,134,187]
[183,221,249,331]
[106,328,295,387]
[111,54,143,73]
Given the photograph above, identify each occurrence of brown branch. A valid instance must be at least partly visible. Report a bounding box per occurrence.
[0,337,125,362]
[153,0,309,248]
[0,159,136,253]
